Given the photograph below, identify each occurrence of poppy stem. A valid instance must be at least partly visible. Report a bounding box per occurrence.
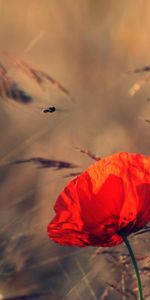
[122,235,143,300]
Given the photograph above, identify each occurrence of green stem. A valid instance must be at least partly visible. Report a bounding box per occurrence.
[122,235,144,300]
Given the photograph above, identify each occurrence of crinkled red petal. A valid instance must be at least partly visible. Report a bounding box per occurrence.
[47,152,150,247]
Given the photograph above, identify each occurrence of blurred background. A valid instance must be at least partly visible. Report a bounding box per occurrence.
[0,0,150,299]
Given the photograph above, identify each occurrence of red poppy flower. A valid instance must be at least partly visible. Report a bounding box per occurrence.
[47,152,150,247]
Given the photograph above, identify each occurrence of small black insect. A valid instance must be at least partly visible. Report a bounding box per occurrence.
[42,106,56,113]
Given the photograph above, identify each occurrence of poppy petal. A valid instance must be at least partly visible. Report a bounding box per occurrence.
[47,152,150,247]
[77,173,124,228]
[47,177,89,246]
[134,183,150,230]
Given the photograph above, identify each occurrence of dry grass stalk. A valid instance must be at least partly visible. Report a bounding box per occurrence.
[14,59,75,101]
[75,146,101,161]
[9,157,78,170]
[105,281,136,299]
[0,62,32,103]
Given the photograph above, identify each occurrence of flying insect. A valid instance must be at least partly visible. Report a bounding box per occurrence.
[42,106,56,113]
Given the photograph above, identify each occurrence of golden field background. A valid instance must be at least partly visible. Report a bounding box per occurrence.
[0,1,150,299]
